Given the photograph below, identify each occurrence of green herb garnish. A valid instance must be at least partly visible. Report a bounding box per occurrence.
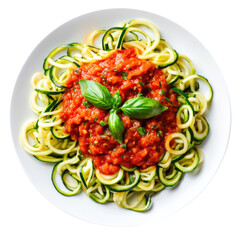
[101,76,107,83]
[137,127,146,136]
[78,80,167,143]
[159,90,166,96]
[146,87,152,93]
[159,81,162,88]
[157,130,163,137]
[83,101,91,108]
[165,97,173,104]
[121,144,127,149]
[108,109,124,144]
[111,90,121,109]
[122,71,128,80]
[151,125,156,130]
[99,120,108,127]
[78,79,113,110]
[120,96,168,120]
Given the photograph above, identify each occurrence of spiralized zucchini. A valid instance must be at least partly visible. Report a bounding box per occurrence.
[20,19,212,212]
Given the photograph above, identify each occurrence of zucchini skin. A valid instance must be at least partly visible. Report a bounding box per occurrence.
[171,87,195,113]
[96,169,124,185]
[174,148,199,173]
[171,144,194,162]
[107,170,141,192]
[33,155,62,163]
[157,167,183,187]
[49,66,67,88]
[158,50,178,68]
[51,163,81,196]
[121,192,152,212]
[50,127,70,140]
[88,184,110,204]
[35,88,65,95]
[191,116,209,143]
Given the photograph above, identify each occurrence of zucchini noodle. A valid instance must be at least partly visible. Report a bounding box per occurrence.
[20,19,213,212]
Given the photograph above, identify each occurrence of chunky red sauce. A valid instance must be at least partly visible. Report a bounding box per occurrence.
[60,48,179,175]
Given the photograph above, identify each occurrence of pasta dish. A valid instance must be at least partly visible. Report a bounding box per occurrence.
[20,19,213,211]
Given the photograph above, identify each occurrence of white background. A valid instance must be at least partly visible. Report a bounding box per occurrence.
[1,0,239,239]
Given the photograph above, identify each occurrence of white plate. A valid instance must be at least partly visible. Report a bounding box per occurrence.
[10,8,231,226]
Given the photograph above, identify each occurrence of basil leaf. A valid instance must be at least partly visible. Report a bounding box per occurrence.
[108,109,124,144]
[120,96,168,119]
[111,90,122,108]
[78,80,112,110]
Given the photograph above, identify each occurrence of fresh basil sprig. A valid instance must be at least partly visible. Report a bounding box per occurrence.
[78,79,168,143]
[108,109,124,144]
[120,96,168,119]
[78,80,112,110]
[111,90,122,109]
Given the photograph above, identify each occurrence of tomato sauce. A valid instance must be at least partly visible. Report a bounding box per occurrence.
[60,48,179,175]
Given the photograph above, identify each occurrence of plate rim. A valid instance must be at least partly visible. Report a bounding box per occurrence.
[10,8,232,226]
